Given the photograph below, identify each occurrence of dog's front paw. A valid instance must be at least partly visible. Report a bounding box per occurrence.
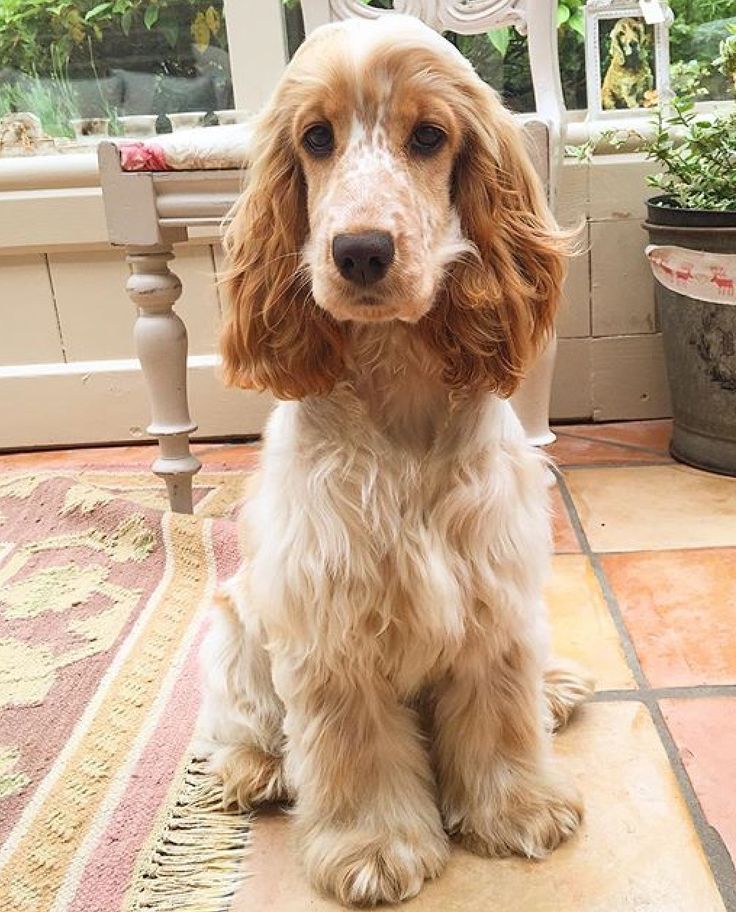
[210,744,290,810]
[455,773,582,860]
[304,823,449,906]
[543,659,594,732]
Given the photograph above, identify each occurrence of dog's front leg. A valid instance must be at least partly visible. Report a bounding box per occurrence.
[198,578,289,809]
[431,626,582,858]
[276,664,449,906]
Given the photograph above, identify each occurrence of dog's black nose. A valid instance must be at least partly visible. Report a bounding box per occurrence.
[332,231,395,286]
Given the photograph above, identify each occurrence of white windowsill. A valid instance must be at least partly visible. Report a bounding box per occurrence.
[0,99,732,251]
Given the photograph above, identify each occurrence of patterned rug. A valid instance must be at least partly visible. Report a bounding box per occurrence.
[0,468,251,912]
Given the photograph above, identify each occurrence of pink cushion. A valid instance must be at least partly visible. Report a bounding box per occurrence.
[116,123,254,172]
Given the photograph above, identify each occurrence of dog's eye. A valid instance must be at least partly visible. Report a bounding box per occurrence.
[410,123,446,155]
[303,123,334,157]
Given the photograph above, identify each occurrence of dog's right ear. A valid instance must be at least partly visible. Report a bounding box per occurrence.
[221,108,344,400]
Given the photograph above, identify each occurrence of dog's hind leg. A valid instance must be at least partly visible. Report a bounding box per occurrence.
[197,574,289,809]
[543,659,594,733]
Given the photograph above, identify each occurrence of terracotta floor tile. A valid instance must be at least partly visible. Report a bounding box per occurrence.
[661,697,736,867]
[232,703,724,912]
[551,486,580,553]
[558,420,673,453]
[0,443,156,469]
[0,441,260,471]
[546,434,668,467]
[546,555,635,690]
[601,550,736,687]
[566,464,736,552]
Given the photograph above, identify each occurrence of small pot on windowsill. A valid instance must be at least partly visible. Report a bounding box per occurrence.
[644,195,736,476]
[168,111,207,131]
[119,114,158,138]
[70,117,110,140]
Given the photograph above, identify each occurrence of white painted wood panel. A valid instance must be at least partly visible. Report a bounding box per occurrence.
[550,338,593,420]
[0,188,107,251]
[591,220,655,337]
[589,155,659,222]
[592,334,671,421]
[557,160,589,228]
[558,231,591,339]
[0,255,64,365]
[49,245,221,361]
[0,358,273,449]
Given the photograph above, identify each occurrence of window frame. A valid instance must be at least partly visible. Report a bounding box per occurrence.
[0,0,288,246]
[0,0,733,249]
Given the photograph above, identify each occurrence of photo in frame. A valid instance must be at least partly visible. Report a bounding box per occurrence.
[585,0,673,119]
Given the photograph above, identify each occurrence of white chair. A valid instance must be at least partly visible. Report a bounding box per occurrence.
[98,0,566,511]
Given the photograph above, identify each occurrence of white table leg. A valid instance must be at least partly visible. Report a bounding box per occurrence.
[511,331,558,447]
[126,245,201,513]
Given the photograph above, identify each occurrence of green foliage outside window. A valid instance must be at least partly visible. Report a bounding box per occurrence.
[283,0,736,111]
[0,0,226,76]
[0,0,229,137]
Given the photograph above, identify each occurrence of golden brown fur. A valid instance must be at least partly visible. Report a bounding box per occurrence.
[200,15,592,907]
[221,21,569,400]
[601,17,654,110]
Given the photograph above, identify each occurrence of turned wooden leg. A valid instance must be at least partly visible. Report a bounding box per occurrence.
[126,245,201,513]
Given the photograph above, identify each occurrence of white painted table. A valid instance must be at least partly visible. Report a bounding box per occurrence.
[98,140,245,512]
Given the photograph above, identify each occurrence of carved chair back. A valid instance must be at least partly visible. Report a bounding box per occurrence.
[299,0,566,193]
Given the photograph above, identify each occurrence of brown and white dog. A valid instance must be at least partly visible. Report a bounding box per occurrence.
[198,15,591,906]
[601,17,655,110]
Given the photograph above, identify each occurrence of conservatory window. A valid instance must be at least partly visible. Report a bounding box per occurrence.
[284,0,736,111]
[0,0,236,157]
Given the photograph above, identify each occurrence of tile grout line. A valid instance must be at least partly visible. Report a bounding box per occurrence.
[553,467,650,691]
[556,430,670,458]
[559,459,673,471]
[593,684,736,701]
[554,467,736,911]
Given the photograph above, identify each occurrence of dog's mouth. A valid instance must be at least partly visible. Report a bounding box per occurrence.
[316,285,432,325]
[623,45,642,68]
[327,298,422,324]
[314,267,434,323]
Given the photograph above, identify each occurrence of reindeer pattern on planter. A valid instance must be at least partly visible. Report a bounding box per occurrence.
[646,246,736,307]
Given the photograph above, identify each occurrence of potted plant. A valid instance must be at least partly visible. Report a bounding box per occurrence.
[643,30,736,475]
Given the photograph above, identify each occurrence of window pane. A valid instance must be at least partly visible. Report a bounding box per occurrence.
[0,0,234,156]
[283,1,736,114]
[670,0,736,100]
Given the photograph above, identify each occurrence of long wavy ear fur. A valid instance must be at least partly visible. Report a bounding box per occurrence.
[422,81,570,397]
[221,110,344,400]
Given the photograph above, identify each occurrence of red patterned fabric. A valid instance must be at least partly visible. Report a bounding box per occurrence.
[115,123,253,172]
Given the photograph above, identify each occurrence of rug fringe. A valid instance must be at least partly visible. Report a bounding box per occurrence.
[131,756,252,912]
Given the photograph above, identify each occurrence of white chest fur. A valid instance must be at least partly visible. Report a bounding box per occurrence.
[243,377,551,698]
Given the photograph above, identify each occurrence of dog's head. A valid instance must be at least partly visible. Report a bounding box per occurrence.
[222,15,567,399]
[609,18,647,70]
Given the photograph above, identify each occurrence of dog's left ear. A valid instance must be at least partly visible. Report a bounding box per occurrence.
[424,82,569,397]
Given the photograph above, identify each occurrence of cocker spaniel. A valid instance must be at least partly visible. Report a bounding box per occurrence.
[601,17,655,110]
[199,14,591,907]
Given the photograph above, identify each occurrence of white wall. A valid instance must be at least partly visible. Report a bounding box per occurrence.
[0,153,670,449]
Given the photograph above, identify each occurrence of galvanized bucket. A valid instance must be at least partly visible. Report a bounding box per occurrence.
[644,196,736,476]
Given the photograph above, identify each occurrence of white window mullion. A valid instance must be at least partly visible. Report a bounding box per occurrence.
[225,0,289,114]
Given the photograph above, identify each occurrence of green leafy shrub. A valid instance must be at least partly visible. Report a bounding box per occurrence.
[646,96,736,210]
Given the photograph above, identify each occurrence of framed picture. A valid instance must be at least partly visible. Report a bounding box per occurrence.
[585,0,673,119]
